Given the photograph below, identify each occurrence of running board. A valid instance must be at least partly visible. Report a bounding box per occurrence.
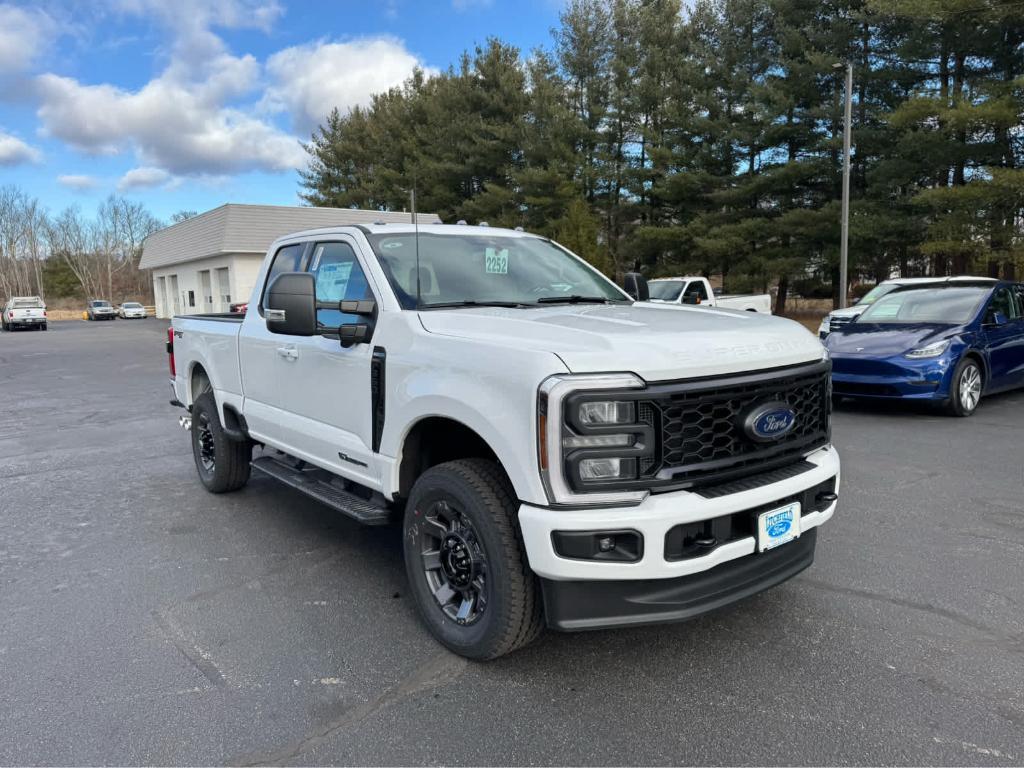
[251,456,392,526]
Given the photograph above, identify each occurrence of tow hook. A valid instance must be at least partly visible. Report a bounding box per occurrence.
[178,415,192,431]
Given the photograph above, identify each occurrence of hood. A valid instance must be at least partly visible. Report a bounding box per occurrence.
[418,303,824,381]
[825,323,959,357]
[828,305,863,320]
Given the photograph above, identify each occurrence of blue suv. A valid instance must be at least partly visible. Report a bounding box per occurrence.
[825,279,1024,416]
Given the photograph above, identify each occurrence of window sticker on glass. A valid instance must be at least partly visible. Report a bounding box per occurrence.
[485,247,509,274]
[317,261,354,302]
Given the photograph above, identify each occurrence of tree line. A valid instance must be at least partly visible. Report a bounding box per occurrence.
[301,0,1024,311]
[0,186,164,304]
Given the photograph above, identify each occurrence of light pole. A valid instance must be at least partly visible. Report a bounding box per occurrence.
[835,61,852,309]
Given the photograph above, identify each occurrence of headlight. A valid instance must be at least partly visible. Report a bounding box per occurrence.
[578,400,635,425]
[818,316,830,334]
[905,339,951,359]
[538,374,650,507]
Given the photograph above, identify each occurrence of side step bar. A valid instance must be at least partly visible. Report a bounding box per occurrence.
[251,455,392,526]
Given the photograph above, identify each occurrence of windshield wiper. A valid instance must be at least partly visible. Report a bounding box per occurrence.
[420,300,530,310]
[535,295,616,304]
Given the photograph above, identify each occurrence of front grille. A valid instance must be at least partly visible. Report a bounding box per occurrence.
[829,315,854,331]
[640,361,831,491]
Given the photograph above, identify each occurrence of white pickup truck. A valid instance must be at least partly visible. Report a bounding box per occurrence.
[2,296,47,331]
[167,223,839,659]
[647,276,772,313]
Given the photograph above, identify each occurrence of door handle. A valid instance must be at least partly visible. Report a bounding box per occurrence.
[276,345,298,360]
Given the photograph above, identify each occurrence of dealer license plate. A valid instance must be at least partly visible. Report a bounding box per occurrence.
[757,502,801,552]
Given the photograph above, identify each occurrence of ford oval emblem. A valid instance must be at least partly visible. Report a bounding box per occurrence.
[743,402,797,443]
[767,518,791,537]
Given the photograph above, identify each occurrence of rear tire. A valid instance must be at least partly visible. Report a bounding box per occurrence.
[191,392,251,492]
[945,357,983,417]
[403,458,542,660]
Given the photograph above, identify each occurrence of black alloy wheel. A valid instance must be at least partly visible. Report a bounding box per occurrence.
[417,498,489,626]
[196,411,217,473]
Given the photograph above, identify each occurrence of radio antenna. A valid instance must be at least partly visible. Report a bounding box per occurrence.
[411,183,421,309]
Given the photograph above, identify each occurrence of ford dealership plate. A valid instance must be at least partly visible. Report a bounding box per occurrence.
[757,502,801,552]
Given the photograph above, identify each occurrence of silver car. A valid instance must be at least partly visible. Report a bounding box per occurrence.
[86,299,116,321]
[117,302,147,319]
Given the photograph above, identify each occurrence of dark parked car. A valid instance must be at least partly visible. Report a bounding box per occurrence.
[826,279,1024,416]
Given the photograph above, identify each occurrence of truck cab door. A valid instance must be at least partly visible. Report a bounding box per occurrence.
[275,238,381,489]
[238,242,308,439]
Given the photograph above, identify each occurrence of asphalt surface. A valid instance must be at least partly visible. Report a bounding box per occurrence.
[1,320,1022,766]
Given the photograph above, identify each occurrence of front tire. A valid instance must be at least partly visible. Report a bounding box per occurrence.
[946,357,983,417]
[403,459,542,660]
[190,392,252,492]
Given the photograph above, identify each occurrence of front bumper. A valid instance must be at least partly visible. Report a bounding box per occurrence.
[542,527,817,630]
[831,353,955,400]
[518,445,838,582]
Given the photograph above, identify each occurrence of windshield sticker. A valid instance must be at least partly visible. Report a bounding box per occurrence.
[485,247,509,274]
[316,261,354,302]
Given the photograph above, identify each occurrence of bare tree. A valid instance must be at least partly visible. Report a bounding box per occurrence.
[0,185,47,299]
[46,206,103,299]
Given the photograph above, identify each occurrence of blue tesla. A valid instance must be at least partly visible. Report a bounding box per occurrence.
[825,279,1024,416]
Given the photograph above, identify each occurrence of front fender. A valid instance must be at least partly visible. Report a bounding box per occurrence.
[379,336,568,506]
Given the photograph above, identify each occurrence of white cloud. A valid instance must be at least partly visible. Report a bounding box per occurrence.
[0,4,55,73]
[32,0,306,177]
[263,37,432,135]
[0,129,41,165]
[35,62,305,175]
[57,174,99,191]
[117,166,172,190]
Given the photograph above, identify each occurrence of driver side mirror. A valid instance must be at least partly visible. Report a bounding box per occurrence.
[623,272,649,302]
[682,292,701,305]
[266,272,316,336]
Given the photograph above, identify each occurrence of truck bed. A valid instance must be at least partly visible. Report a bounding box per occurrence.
[174,313,243,322]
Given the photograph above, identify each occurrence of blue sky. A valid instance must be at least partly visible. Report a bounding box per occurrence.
[0,0,562,221]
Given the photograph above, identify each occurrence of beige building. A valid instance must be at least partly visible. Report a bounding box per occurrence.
[140,204,439,319]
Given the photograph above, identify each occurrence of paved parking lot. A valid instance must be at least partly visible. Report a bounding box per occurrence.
[1,320,1022,766]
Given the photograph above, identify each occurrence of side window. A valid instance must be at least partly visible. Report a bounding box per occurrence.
[988,286,1019,321]
[683,281,708,304]
[309,241,374,330]
[260,243,305,312]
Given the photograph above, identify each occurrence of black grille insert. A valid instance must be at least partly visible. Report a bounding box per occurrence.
[642,361,831,491]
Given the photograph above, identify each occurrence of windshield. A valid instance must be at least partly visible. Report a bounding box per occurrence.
[856,287,989,325]
[648,280,685,301]
[366,232,628,309]
[91,301,111,307]
[123,302,142,308]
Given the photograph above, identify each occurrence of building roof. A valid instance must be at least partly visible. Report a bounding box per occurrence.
[139,204,441,270]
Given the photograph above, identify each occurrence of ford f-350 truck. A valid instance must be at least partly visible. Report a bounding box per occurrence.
[167,223,840,659]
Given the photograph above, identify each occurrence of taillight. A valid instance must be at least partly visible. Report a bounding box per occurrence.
[166,326,176,377]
